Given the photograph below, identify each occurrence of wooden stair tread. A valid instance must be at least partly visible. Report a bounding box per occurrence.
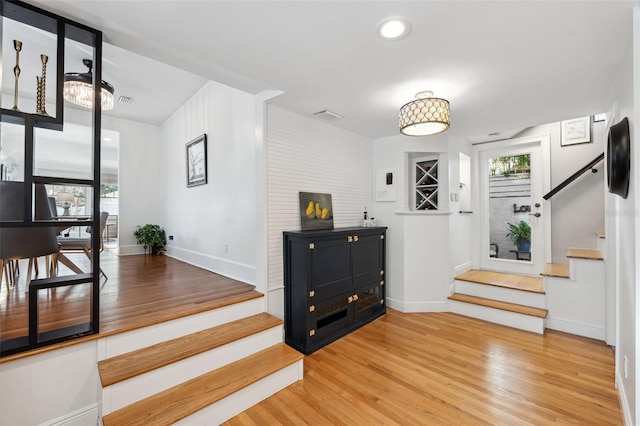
[99,312,283,387]
[541,263,570,278]
[448,293,548,318]
[596,232,605,239]
[102,343,303,426]
[455,269,544,294]
[566,247,603,260]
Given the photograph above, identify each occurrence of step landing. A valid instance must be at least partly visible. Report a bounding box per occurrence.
[455,269,544,293]
[541,263,570,279]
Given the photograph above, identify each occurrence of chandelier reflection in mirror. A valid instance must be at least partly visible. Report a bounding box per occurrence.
[63,59,115,110]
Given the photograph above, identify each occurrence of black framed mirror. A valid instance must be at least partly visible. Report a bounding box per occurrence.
[607,117,630,199]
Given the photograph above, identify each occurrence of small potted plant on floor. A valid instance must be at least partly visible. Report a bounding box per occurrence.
[134,224,167,255]
[506,220,531,252]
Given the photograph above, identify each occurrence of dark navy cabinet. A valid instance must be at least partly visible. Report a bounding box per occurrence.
[283,227,386,354]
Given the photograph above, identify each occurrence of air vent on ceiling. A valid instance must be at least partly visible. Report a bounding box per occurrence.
[313,109,342,120]
[118,95,134,104]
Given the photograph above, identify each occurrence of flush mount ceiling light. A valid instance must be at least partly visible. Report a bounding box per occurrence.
[399,91,450,136]
[63,59,115,110]
[377,17,411,40]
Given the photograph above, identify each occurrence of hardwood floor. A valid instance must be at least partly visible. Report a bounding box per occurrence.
[0,250,257,360]
[225,310,622,425]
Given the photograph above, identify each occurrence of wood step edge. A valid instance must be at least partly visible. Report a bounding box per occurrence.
[102,343,303,426]
[99,312,283,388]
[448,293,547,318]
[540,263,570,279]
[566,247,603,260]
[455,270,544,294]
[596,231,605,239]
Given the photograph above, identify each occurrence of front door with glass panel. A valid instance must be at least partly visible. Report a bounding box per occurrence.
[479,141,545,275]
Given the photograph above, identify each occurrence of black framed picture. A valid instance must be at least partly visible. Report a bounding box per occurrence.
[186,134,207,187]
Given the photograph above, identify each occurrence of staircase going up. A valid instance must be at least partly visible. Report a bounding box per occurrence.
[98,294,303,425]
[449,270,547,334]
[544,241,606,340]
[450,232,606,339]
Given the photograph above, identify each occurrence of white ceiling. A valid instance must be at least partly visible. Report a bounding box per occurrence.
[19,0,640,142]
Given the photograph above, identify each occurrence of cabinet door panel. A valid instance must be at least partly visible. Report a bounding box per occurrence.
[354,282,385,321]
[311,295,354,342]
[311,238,352,297]
[352,233,384,287]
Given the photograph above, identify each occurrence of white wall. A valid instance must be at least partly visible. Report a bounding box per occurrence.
[502,121,605,263]
[160,81,258,286]
[265,105,373,318]
[0,342,100,426]
[372,133,454,312]
[606,9,636,424]
[61,107,164,255]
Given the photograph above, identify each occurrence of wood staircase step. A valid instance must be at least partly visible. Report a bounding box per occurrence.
[448,293,548,318]
[566,247,603,260]
[596,232,605,239]
[99,313,283,387]
[102,343,303,426]
[455,269,544,294]
[541,263,570,278]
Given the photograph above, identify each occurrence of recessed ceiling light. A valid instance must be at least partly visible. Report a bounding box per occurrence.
[377,17,411,40]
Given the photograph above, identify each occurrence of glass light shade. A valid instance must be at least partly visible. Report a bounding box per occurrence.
[399,97,450,136]
[63,80,114,110]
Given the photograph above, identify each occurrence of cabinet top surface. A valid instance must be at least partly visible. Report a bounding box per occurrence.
[283,226,387,237]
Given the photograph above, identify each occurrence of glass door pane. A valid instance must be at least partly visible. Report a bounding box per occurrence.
[488,154,531,262]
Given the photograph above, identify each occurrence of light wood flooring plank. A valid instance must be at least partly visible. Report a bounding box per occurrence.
[541,263,570,278]
[567,247,604,260]
[448,293,548,318]
[102,343,303,426]
[98,312,283,387]
[456,269,544,293]
[225,310,621,425]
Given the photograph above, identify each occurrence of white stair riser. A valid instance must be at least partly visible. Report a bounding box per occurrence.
[449,300,544,334]
[454,280,546,309]
[101,326,282,415]
[173,360,303,426]
[98,297,264,359]
[546,258,606,340]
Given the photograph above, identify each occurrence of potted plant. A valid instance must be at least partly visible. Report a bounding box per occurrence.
[506,220,531,252]
[134,224,167,255]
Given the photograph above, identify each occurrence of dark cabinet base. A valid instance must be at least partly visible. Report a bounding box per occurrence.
[283,227,387,354]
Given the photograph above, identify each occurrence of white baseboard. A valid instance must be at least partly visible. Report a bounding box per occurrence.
[545,317,606,341]
[385,298,448,313]
[454,261,472,277]
[117,245,145,255]
[617,373,632,426]
[165,246,255,285]
[38,403,98,426]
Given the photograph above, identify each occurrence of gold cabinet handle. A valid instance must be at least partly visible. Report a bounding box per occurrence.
[310,329,316,336]
[353,235,359,242]
[380,280,384,286]
[309,290,315,297]
[347,236,353,243]
[348,296,353,303]
[309,305,315,312]
[353,294,359,301]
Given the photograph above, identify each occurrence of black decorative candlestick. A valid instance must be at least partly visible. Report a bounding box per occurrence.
[12,40,22,111]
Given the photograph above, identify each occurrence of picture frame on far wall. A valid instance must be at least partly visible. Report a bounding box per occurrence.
[186,134,207,187]
[561,116,592,146]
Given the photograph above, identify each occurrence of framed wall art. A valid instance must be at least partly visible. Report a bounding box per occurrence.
[561,116,591,146]
[299,192,334,231]
[186,134,207,187]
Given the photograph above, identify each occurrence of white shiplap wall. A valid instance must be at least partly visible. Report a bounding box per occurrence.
[266,105,373,317]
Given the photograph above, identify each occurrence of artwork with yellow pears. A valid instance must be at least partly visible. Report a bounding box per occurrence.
[299,191,334,231]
